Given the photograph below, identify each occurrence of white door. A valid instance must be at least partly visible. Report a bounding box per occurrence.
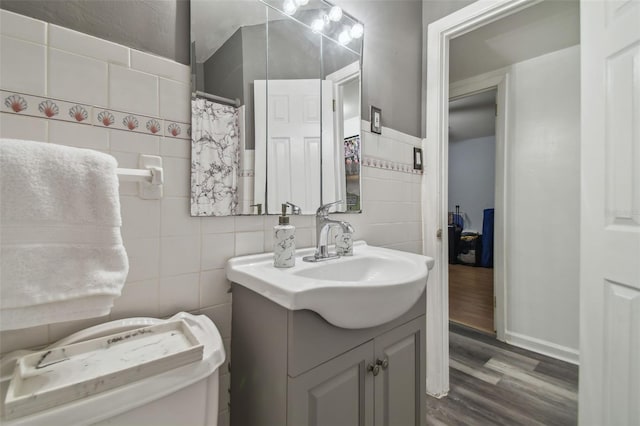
[255,79,327,214]
[580,0,640,424]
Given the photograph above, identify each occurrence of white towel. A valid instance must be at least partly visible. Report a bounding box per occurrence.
[0,139,129,331]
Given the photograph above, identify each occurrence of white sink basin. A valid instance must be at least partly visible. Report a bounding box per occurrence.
[226,241,434,329]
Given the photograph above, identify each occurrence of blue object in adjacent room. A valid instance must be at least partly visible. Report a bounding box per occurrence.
[481,208,494,268]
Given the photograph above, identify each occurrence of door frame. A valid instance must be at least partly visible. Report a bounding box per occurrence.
[325,61,361,206]
[449,69,508,343]
[422,0,542,397]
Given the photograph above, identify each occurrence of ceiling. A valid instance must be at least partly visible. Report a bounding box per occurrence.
[449,89,497,143]
[449,0,580,83]
[191,1,268,63]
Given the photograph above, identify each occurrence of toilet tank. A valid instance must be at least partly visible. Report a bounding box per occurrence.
[0,312,225,426]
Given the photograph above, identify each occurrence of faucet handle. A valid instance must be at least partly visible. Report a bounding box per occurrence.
[316,200,343,217]
[285,201,302,215]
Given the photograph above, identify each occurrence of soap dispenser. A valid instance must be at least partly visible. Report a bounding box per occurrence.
[273,203,296,268]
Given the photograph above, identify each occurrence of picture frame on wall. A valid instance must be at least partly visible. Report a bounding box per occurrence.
[370,106,382,134]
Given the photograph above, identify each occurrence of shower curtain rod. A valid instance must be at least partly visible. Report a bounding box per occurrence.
[193,91,241,108]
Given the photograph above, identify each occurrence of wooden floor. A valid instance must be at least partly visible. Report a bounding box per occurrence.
[427,323,579,426]
[449,264,494,334]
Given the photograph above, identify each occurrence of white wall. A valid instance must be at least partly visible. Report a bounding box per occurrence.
[0,10,424,424]
[448,135,495,232]
[504,45,580,362]
[344,117,360,138]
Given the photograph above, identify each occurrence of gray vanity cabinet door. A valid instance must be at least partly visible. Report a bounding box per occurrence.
[288,341,375,426]
[374,317,426,426]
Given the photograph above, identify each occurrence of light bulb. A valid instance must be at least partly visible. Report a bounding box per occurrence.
[283,0,297,15]
[350,23,363,39]
[338,30,352,45]
[328,6,342,22]
[311,18,325,32]
[295,0,309,5]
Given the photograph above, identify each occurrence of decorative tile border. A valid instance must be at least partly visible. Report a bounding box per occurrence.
[1,90,191,140]
[3,92,92,126]
[2,90,419,172]
[362,156,423,174]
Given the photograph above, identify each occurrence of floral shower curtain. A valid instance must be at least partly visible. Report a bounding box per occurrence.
[190,98,240,216]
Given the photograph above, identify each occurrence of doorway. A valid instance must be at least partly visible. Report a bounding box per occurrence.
[423,0,581,397]
[447,89,497,335]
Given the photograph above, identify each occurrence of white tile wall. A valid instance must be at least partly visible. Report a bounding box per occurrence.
[49,48,109,106]
[0,10,424,425]
[48,24,129,66]
[158,273,200,317]
[159,78,190,122]
[0,113,47,142]
[0,35,46,95]
[48,120,109,150]
[110,278,159,319]
[161,197,201,236]
[0,9,46,44]
[130,50,191,83]
[109,64,159,116]
[201,233,235,270]
[160,235,202,276]
[163,156,191,197]
[123,238,160,282]
[109,129,159,154]
[160,137,190,158]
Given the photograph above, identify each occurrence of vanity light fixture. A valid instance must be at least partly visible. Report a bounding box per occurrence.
[350,23,364,39]
[328,6,342,21]
[283,0,297,15]
[311,17,325,32]
[338,29,352,45]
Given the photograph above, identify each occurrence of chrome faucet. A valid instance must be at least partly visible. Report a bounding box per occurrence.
[303,200,354,262]
[285,201,302,215]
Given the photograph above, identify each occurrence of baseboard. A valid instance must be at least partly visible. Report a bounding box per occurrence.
[505,331,579,365]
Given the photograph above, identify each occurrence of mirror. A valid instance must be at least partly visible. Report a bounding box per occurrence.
[190,0,363,216]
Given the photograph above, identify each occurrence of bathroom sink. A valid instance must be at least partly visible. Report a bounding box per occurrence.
[226,241,434,329]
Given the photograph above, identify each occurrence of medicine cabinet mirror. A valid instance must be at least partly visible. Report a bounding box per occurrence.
[190,0,363,216]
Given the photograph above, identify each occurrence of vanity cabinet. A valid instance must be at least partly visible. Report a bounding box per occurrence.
[230,283,426,426]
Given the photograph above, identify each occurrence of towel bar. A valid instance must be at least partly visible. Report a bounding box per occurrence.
[116,167,163,184]
[116,155,163,199]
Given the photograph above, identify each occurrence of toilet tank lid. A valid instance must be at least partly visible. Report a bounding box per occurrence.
[1,312,225,425]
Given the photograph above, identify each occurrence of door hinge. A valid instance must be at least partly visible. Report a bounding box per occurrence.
[495,103,498,117]
[333,99,336,112]
[494,296,497,308]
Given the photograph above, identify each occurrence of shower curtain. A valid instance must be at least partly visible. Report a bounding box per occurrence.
[190,98,240,216]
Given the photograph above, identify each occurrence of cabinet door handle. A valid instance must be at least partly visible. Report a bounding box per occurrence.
[376,358,389,370]
[367,362,380,376]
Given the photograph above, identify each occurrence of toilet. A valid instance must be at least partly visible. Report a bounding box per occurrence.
[0,312,225,426]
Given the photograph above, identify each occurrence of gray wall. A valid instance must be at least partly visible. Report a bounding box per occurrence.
[322,37,361,78]
[448,135,495,232]
[0,0,190,64]
[240,25,267,150]
[335,0,423,137]
[203,29,245,103]
[268,19,322,80]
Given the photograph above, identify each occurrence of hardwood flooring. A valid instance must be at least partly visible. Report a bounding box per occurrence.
[427,323,579,426]
[449,264,494,334]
